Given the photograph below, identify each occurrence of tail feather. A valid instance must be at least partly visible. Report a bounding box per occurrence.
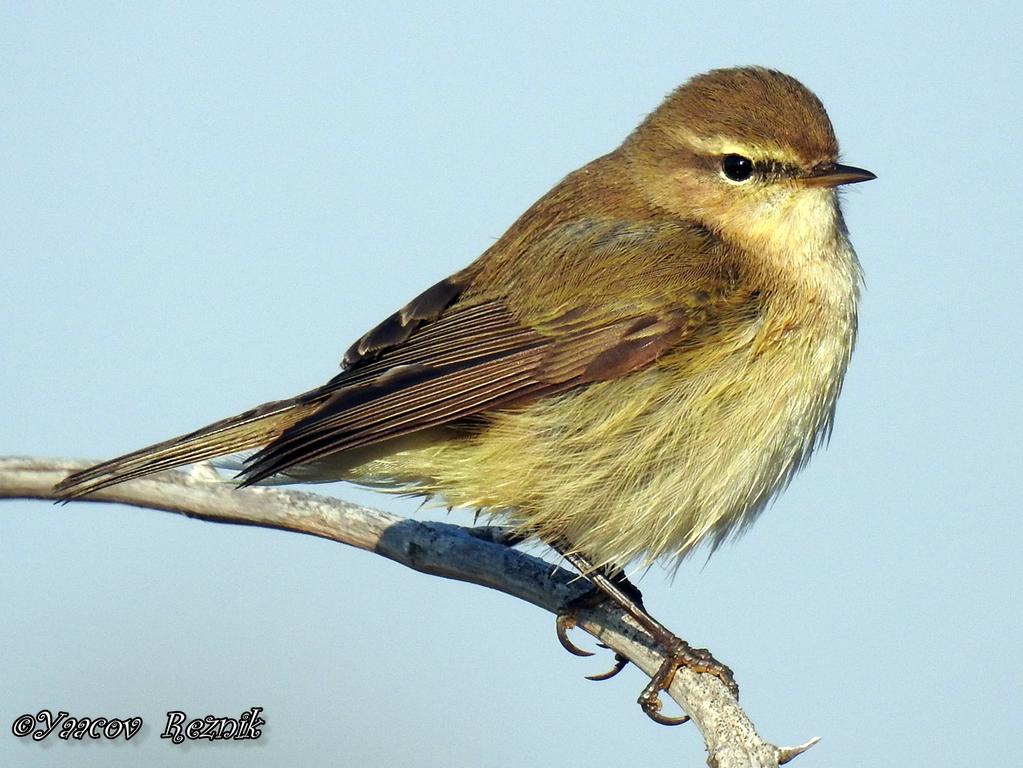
[54,397,319,499]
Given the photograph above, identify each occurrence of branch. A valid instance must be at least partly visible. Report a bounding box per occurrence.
[1,456,817,767]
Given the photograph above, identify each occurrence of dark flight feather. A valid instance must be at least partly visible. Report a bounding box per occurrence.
[239,301,692,485]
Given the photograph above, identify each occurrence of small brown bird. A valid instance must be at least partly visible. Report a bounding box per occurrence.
[57,66,873,719]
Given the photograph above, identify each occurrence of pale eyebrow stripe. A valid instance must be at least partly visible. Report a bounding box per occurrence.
[668,127,791,165]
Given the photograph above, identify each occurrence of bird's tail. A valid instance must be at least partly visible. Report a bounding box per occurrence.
[54,397,320,500]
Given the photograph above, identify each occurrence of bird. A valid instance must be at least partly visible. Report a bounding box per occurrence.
[56,66,874,721]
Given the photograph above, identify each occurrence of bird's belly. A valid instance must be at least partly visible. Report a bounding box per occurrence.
[346,327,850,571]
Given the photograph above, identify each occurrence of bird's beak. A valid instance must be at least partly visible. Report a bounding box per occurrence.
[802,163,876,188]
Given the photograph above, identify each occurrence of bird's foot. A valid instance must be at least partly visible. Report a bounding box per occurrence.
[636,633,737,726]
[555,576,645,681]
[554,549,738,726]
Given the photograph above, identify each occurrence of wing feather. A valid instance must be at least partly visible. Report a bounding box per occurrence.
[53,398,320,499]
[239,303,693,485]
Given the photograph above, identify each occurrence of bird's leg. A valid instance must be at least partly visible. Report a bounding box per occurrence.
[477,526,736,723]
[559,550,739,727]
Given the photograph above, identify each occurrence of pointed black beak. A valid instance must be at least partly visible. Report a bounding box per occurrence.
[802,163,877,188]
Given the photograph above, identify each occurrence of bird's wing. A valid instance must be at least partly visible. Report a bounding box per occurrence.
[238,299,695,485]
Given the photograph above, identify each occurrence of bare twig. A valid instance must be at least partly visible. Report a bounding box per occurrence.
[1,456,818,767]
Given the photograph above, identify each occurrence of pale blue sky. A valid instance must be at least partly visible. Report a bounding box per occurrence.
[3,3,1020,766]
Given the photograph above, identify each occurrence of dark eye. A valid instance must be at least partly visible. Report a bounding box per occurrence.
[721,154,754,182]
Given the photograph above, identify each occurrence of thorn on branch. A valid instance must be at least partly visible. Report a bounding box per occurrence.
[777,735,821,764]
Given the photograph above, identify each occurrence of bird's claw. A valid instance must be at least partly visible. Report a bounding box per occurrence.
[556,615,633,680]
[585,652,629,681]
[555,613,594,657]
[637,656,691,726]
[639,694,691,726]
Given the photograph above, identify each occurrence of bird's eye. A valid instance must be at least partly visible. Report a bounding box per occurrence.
[721,154,754,182]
